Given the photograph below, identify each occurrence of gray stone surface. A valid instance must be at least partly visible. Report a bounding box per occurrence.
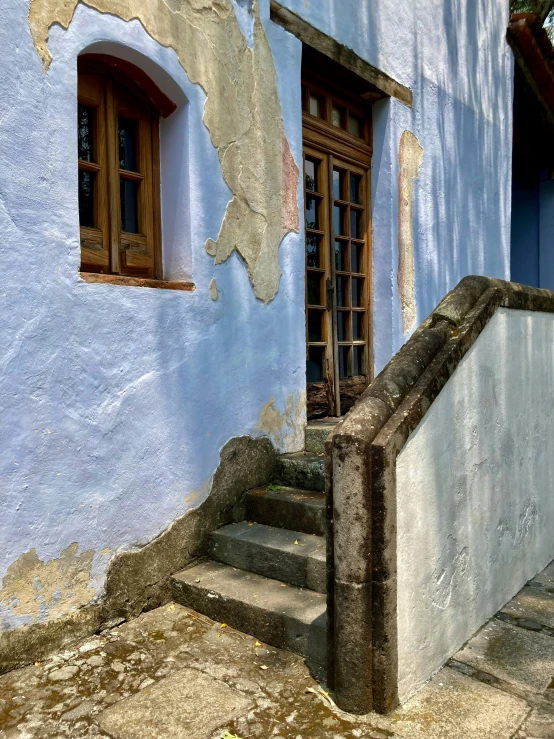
[274,452,325,491]
[171,560,327,664]
[244,485,326,536]
[210,521,326,593]
[502,586,554,629]
[97,667,253,739]
[381,666,529,739]
[0,584,552,739]
[305,418,341,454]
[454,619,554,693]
[532,562,554,592]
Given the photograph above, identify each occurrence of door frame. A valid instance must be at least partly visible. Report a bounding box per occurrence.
[302,69,374,418]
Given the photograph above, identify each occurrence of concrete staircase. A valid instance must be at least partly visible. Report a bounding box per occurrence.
[170,419,339,666]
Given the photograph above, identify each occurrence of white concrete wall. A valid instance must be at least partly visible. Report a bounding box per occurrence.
[396,308,554,703]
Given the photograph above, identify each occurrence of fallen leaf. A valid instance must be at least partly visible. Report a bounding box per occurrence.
[220,623,228,629]
[294,540,299,545]
[195,578,201,583]
[222,731,243,739]
[260,665,269,670]
[247,522,254,526]
[168,604,175,610]
[255,640,262,647]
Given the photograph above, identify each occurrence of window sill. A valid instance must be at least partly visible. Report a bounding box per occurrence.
[80,273,195,292]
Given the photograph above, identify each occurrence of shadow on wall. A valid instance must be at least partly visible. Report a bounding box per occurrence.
[411,0,511,327]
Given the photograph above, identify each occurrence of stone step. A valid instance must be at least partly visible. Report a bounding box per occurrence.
[209,522,326,593]
[171,561,327,665]
[305,418,341,455]
[273,453,325,492]
[244,486,326,536]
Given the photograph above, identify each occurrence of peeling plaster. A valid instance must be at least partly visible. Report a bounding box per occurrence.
[209,278,219,301]
[256,391,306,448]
[0,544,95,631]
[29,0,299,303]
[398,130,423,334]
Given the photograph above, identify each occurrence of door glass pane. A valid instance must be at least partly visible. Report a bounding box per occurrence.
[353,346,365,376]
[336,276,349,307]
[339,346,350,379]
[78,104,94,162]
[352,277,364,307]
[351,243,364,274]
[306,234,323,268]
[306,195,319,230]
[307,346,325,382]
[120,179,139,233]
[348,114,362,138]
[309,95,322,118]
[78,170,95,228]
[352,312,365,341]
[307,271,324,306]
[350,174,362,204]
[335,240,348,272]
[334,205,346,235]
[332,106,345,128]
[337,311,350,342]
[118,118,137,171]
[308,310,324,342]
[305,158,318,192]
[350,209,363,239]
[333,169,345,200]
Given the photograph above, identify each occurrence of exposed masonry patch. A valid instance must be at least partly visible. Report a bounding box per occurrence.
[209,278,219,301]
[29,0,300,303]
[256,391,306,449]
[398,130,423,334]
[0,544,95,632]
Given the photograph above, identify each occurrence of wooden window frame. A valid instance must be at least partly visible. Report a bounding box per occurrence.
[77,54,171,281]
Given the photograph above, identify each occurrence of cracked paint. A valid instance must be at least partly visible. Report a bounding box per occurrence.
[0,544,96,631]
[398,130,423,334]
[29,0,299,303]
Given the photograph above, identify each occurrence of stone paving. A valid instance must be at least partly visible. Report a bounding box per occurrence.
[1,562,554,739]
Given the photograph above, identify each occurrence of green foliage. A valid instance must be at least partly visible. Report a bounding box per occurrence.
[511,0,554,24]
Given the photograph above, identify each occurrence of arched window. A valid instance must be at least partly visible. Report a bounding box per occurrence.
[77,54,175,279]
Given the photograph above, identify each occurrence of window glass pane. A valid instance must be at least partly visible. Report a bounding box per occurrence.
[78,104,94,162]
[307,346,325,383]
[351,243,364,274]
[352,277,364,307]
[353,346,365,376]
[308,310,324,342]
[306,195,319,230]
[333,169,345,200]
[352,312,365,340]
[118,117,137,171]
[306,234,322,268]
[350,209,363,239]
[305,158,318,192]
[337,311,350,342]
[336,275,349,308]
[307,271,323,306]
[348,114,362,137]
[339,346,350,379]
[335,240,348,272]
[350,174,362,204]
[334,205,346,235]
[120,179,139,233]
[78,170,95,228]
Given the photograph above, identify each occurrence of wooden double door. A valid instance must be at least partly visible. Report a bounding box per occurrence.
[302,75,373,418]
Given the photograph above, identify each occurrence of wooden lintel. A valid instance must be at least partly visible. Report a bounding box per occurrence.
[80,273,195,291]
[269,0,413,108]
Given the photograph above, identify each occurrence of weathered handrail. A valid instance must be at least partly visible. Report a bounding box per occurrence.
[326,275,554,714]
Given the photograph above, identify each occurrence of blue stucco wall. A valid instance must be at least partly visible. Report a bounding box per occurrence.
[0,0,514,630]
